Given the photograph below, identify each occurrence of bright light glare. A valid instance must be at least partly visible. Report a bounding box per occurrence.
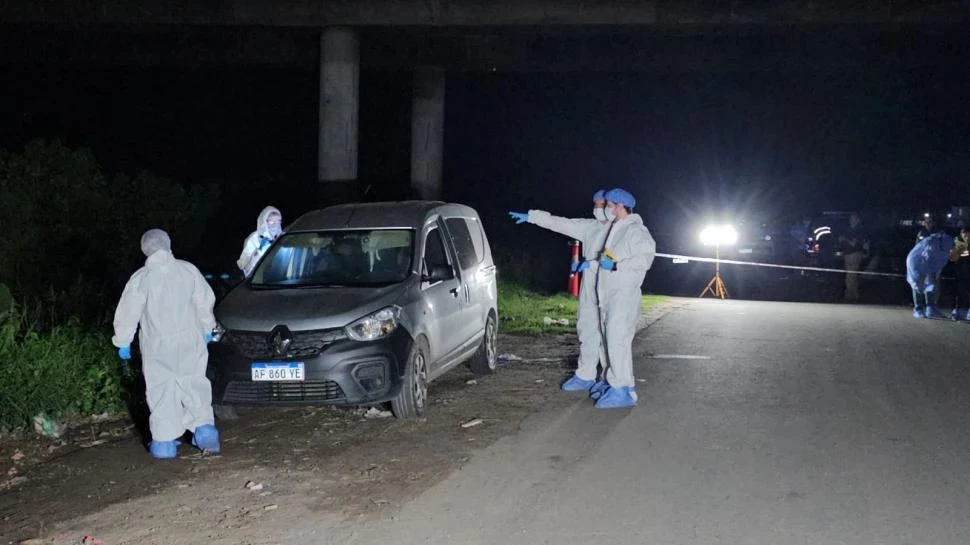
[700,225,738,246]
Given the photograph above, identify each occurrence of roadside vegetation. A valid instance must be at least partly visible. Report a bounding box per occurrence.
[0,304,125,431]
[498,281,667,335]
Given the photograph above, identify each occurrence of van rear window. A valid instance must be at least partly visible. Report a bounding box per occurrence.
[445,218,483,270]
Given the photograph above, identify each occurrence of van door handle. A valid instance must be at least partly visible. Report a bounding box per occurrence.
[449,287,460,297]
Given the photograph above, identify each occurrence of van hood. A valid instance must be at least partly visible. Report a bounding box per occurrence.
[215,281,409,332]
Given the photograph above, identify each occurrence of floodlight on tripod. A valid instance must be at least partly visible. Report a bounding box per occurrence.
[699,224,737,299]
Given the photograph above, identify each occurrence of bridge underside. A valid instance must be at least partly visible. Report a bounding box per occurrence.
[1,0,967,27]
[3,1,967,202]
[1,24,967,72]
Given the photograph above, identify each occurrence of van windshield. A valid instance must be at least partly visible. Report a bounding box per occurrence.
[250,229,414,288]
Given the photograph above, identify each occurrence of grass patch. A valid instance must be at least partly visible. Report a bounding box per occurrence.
[640,294,668,314]
[498,283,579,335]
[498,282,668,336]
[0,311,125,431]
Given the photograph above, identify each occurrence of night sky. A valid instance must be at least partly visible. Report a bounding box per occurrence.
[2,26,969,279]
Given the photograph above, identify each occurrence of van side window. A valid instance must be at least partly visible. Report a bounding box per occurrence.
[445,217,482,270]
[423,228,449,273]
[466,218,486,265]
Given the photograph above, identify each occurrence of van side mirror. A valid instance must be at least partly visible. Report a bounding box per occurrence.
[423,264,454,283]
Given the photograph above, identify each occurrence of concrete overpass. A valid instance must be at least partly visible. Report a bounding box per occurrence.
[2,0,968,202]
[3,1,968,26]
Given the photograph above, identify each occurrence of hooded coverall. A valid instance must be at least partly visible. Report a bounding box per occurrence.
[596,213,656,389]
[112,250,218,442]
[237,205,282,277]
[907,231,954,313]
[526,210,610,381]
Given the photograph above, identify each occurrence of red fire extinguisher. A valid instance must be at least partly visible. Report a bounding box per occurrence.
[568,240,581,297]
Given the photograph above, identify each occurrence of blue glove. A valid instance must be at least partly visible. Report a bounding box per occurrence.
[204,332,214,344]
[599,255,616,271]
[508,211,529,225]
[118,345,131,360]
[259,237,273,251]
[571,260,591,273]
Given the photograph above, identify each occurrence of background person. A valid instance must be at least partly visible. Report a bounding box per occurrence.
[237,205,283,278]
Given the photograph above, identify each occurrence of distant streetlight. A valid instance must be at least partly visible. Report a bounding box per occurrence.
[699,224,737,299]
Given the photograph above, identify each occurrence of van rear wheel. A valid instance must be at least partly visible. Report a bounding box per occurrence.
[469,313,497,375]
[391,337,429,419]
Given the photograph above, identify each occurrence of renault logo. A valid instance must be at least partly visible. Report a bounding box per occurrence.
[269,326,293,356]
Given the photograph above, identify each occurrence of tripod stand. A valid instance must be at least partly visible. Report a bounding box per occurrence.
[699,243,730,299]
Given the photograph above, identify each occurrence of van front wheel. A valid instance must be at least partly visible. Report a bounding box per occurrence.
[391,337,429,419]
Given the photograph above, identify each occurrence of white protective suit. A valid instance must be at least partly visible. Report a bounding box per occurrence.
[907,231,954,305]
[596,213,656,389]
[237,206,282,277]
[527,210,610,380]
[113,235,218,442]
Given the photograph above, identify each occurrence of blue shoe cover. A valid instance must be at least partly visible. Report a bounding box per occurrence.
[192,424,221,453]
[589,380,610,401]
[561,375,596,392]
[913,309,924,319]
[965,310,970,321]
[594,386,638,409]
[149,440,179,459]
[925,306,940,319]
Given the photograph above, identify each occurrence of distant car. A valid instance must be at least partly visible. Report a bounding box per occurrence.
[733,219,779,262]
[206,201,499,419]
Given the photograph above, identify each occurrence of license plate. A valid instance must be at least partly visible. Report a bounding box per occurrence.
[251,362,305,382]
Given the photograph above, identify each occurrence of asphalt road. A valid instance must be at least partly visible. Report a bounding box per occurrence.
[323,298,970,545]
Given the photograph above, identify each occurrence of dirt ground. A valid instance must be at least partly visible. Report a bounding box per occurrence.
[0,332,585,545]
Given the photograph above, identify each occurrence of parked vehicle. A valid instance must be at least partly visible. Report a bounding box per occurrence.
[206,201,499,419]
[733,216,782,263]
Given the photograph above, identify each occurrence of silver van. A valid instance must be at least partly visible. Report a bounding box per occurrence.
[207,201,498,418]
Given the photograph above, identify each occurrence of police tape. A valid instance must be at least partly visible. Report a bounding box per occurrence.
[655,252,909,279]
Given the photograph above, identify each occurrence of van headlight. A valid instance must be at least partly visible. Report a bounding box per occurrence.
[345,306,401,342]
[211,321,227,343]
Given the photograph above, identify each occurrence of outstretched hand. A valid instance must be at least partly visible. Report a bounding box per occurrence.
[508,211,529,225]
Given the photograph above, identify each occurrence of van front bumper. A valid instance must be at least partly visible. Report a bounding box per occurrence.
[207,327,412,406]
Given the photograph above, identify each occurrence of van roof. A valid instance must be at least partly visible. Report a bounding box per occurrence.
[287,200,455,231]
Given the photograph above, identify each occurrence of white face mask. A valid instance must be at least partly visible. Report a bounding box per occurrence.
[593,208,607,222]
[605,207,617,222]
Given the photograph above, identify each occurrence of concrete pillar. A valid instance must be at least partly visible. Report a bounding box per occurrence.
[318,27,359,203]
[411,66,445,200]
